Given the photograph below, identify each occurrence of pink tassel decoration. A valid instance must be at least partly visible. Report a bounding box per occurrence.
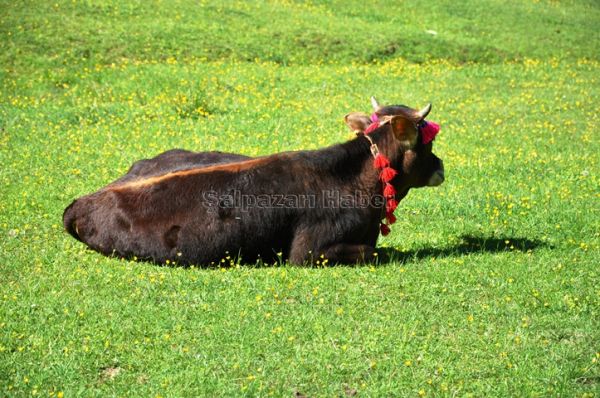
[421,121,440,144]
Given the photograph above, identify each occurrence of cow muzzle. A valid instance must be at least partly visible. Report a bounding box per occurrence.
[427,160,445,187]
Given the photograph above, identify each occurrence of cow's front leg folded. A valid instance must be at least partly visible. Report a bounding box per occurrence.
[290,239,376,265]
[318,243,376,265]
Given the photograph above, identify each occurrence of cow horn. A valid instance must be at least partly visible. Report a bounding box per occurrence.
[370,96,380,111]
[417,103,432,119]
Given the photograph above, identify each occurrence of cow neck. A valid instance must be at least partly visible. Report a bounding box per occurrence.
[361,123,402,166]
[359,123,402,237]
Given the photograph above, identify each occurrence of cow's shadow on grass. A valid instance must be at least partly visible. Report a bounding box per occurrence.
[109,235,545,268]
[377,235,546,264]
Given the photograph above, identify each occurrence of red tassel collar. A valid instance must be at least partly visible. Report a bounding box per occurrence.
[362,133,397,236]
[363,113,440,236]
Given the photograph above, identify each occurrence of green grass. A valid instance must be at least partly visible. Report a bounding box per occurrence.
[1,0,599,396]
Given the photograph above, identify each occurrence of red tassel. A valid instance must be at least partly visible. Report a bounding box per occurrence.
[366,122,401,238]
[386,212,397,225]
[386,199,398,213]
[373,154,390,169]
[380,167,397,182]
[383,183,396,198]
[380,223,390,236]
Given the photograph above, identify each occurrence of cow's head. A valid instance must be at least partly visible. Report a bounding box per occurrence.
[345,97,445,191]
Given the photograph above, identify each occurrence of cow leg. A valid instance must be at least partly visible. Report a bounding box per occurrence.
[319,243,376,264]
[289,237,375,265]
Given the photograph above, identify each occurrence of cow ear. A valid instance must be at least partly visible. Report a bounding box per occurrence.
[388,115,418,148]
[344,112,372,134]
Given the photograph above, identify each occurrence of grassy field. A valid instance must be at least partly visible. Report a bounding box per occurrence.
[1,0,599,396]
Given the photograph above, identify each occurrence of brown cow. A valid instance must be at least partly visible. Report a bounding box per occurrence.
[63,98,444,265]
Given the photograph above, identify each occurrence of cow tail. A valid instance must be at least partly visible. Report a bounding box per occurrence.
[63,200,82,241]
